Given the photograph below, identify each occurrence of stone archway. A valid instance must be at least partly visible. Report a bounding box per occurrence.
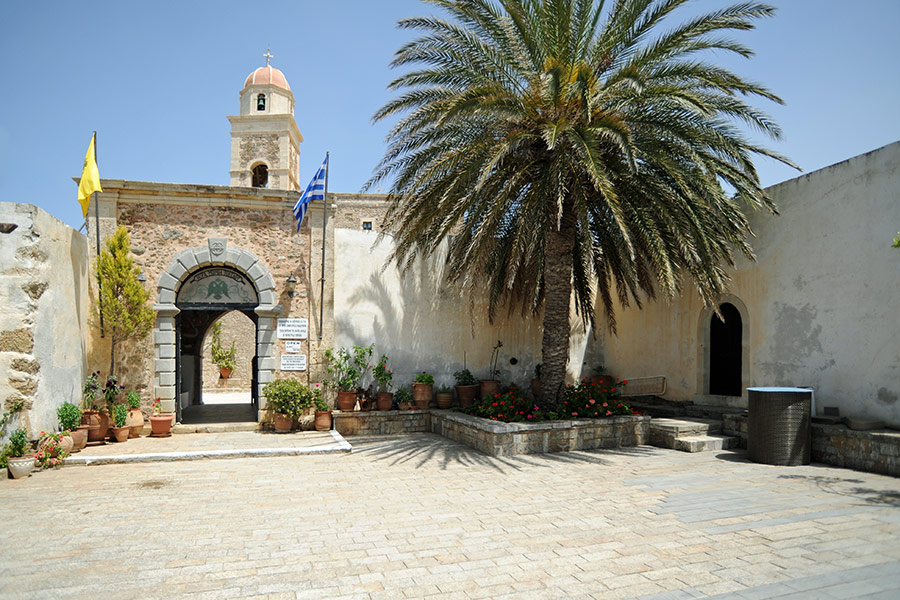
[153,238,282,422]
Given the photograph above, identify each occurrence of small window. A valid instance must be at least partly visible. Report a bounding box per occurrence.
[257,93,266,111]
[252,164,268,188]
[362,221,373,231]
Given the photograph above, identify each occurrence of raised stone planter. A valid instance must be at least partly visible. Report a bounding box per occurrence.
[812,423,900,477]
[432,410,648,457]
[334,409,649,457]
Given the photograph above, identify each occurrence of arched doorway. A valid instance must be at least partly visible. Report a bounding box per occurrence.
[709,302,743,396]
[153,238,282,423]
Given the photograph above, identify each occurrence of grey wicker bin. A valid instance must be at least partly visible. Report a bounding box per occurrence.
[747,387,811,466]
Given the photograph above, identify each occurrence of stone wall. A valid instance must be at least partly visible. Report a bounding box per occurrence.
[333,409,430,436]
[201,311,255,392]
[0,203,90,439]
[811,424,900,477]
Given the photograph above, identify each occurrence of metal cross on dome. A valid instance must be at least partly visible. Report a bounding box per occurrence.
[263,46,273,66]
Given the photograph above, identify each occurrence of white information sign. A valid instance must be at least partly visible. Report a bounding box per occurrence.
[280,354,307,371]
[277,318,308,340]
[284,341,303,354]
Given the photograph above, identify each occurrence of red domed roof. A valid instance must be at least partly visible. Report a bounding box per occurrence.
[243,65,291,91]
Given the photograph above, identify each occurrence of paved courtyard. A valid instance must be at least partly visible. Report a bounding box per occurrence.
[1,433,899,599]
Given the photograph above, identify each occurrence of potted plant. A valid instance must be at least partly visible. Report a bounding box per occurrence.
[590,363,613,387]
[313,386,332,431]
[35,431,71,469]
[373,355,394,411]
[149,398,173,437]
[454,368,480,408]
[57,402,87,452]
[531,363,542,399]
[480,340,503,398]
[210,321,237,379]
[125,391,144,438]
[435,384,454,409]
[81,371,105,444]
[263,378,311,433]
[395,387,413,411]
[323,344,373,411]
[5,429,34,479]
[412,372,434,409]
[110,404,130,442]
[101,375,124,439]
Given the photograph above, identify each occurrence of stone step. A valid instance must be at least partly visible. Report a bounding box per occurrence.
[673,434,740,453]
[649,417,723,448]
[685,404,747,420]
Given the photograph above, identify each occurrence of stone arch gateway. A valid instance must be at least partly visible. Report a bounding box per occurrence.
[153,238,281,422]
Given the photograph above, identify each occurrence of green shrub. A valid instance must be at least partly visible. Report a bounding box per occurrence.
[57,402,82,431]
[126,390,141,409]
[453,369,478,386]
[8,428,28,458]
[414,372,434,385]
[263,379,313,419]
[113,404,128,427]
[394,387,412,404]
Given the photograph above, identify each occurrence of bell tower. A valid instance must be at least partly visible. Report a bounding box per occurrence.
[228,49,302,190]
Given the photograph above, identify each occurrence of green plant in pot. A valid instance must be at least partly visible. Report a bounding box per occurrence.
[263,379,312,433]
[481,340,503,398]
[312,386,333,431]
[435,384,454,409]
[5,428,34,479]
[412,371,434,409]
[210,321,237,378]
[110,403,130,442]
[323,344,373,411]
[454,368,480,408]
[373,354,394,411]
[57,402,87,452]
[124,390,144,438]
[394,387,413,410]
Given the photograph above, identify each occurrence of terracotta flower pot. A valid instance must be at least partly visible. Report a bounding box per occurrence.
[82,410,106,443]
[273,412,293,433]
[455,385,479,408]
[149,415,173,438]
[336,391,357,412]
[314,411,332,431]
[531,378,542,399]
[220,367,233,379]
[480,379,500,399]
[126,408,144,438]
[7,456,34,479]
[376,392,394,411]
[436,392,454,409]
[110,426,130,443]
[70,427,89,452]
[412,383,433,409]
[398,401,412,411]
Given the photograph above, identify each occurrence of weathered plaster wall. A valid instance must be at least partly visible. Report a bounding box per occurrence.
[0,203,90,439]
[592,141,900,425]
[331,195,590,391]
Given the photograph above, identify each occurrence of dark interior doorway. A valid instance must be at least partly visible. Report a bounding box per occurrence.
[709,302,742,396]
[176,308,258,423]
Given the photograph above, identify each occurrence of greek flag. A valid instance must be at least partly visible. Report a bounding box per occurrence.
[293,154,328,231]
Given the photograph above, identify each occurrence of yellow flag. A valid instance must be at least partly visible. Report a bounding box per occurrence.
[77,133,102,217]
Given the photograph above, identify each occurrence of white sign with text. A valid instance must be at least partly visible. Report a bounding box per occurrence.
[280,354,307,371]
[277,318,308,340]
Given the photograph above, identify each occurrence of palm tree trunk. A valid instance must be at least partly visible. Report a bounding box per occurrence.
[539,200,576,409]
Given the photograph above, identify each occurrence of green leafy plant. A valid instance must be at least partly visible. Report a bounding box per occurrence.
[893,232,900,248]
[95,226,154,375]
[373,354,393,392]
[35,431,70,469]
[437,384,452,394]
[126,390,141,409]
[313,386,330,413]
[57,402,82,431]
[323,344,373,392]
[113,403,128,428]
[263,379,313,418]
[209,321,237,371]
[453,369,478,386]
[394,387,412,405]
[414,372,434,385]
[488,340,503,380]
[82,371,101,410]
[8,428,28,458]
[0,399,24,434]
[562,380,633,419]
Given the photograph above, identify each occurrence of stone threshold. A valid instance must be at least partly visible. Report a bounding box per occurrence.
[63,430,351,466]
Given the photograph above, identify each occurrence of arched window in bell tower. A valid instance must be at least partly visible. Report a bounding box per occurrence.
[251,164,268,188]
[256,93,266,111]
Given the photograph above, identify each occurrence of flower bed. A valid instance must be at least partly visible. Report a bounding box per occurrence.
[460,381,637,422]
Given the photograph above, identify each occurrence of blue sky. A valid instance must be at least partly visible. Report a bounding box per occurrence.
[1,0,898,231]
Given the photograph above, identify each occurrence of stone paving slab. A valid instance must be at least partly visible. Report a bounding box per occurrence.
[63,430,350,465]
[1,433,898,599]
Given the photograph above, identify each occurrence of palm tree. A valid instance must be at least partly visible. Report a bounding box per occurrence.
[368,0,796,407]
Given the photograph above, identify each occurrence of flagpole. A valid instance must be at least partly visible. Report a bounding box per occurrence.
[92,131,105,338]
[318,152,329,340]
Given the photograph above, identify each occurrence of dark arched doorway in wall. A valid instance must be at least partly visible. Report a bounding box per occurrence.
[709,302,742,396]
[175,267,259,424]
